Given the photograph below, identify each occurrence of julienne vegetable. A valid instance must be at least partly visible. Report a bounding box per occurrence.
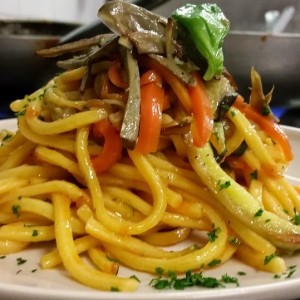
[90,119,122,173]
[135,70,164,154]
[0,0,299,294]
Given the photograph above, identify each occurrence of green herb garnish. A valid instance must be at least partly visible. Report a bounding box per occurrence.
[172,3,229,80]
[250,170,258,180]
[129,274,141,282]
[207,227,221,242]
[150,269,240,290]
[219,181,231,191]
[16,257,27,265]
[221,274,239,286]
[237,271,246,276]
[264,253,277,265]
[12,204,21,218]
[32,229,39,237]
[208,259,221,267]
[254,208,264,218]
[291,208,300,225]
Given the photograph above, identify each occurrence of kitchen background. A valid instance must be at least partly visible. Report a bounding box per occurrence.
[0,0,299,125]
[0,0,103,24]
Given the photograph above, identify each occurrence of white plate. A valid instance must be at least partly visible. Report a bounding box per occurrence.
[0,118,300,300]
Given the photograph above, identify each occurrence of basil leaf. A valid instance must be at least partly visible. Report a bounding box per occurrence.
[172,3,229,80]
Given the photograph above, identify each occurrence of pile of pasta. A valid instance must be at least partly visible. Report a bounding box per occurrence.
[1,2,300,293]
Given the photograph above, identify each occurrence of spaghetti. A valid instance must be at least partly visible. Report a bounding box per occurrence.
[0,0,300,292]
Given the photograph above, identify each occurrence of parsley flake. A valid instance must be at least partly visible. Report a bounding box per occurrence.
[221,274,239,286]
[291,208,300,225]
[130,275,141,282]
[250,170,258,180]
[208,259,221,267]
[155,267,165,275]
[264,253,277,265]
[32,229,39,237]
[16,257,27,265]
[219,181,231,191]
[237,271,246,276]
[207,227,221,242]
[12,204,21,217]
[149,270,240,290]
[253,208,264,217]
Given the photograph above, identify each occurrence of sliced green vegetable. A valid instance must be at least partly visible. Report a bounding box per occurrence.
[119,41,141,149]
[172,3,229,80]
[186,140,300,250]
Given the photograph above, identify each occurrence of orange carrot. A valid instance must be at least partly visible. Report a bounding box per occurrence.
[107,60,128,89]
[135,70,164,154]
[140,69,162,86]
[100,73,127,101]
[139,56,192,112]
[233,95,293,161]
[187,72,213,148]
[90,119,122,173]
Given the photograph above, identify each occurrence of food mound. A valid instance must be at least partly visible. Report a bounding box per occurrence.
[0,0,299,292]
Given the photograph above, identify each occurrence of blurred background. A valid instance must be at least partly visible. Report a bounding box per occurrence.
[0,0,299,126]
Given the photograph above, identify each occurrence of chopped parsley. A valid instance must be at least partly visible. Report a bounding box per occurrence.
[219,180,231,191]
[291,208,300,225]
[149,270,239,290]
[12,204,21,218]
[237,271,246,276]
[2,133,12,142]
[111,287,119,292]
[208,259,221,267]
[286,265,297,279]
[129,274,141,282]
[228,236,240,245]
[250,169,258,180]
[221,273,239,286]
[0,255,6,259]
[155,267,165,275]
[264,253,277,265]
[16,257,27,265]
[253,208,264,218]
[32,229,39,237]
[207,227,221,242]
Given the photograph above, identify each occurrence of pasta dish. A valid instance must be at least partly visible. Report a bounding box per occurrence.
[0,0,299,292]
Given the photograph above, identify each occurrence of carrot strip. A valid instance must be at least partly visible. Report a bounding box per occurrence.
[233,95,293,162]
[107,60,128,89]
[100,74,127,101]
[135,70,164,154]
[90,119,122,173]
[187,72,213,148]
[140,69,162,86]
[139,56,192,112]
